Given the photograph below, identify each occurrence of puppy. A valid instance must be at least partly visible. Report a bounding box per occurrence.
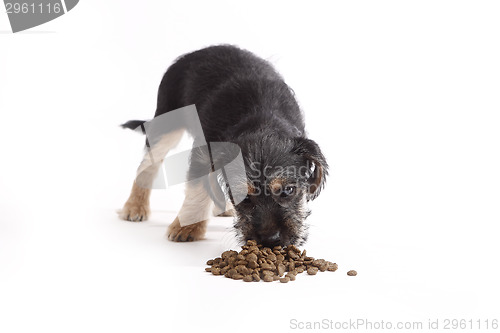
[119,45,328,247]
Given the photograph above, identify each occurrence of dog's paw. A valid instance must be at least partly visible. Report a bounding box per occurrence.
[119,201,150,222]
[167,217,207,242]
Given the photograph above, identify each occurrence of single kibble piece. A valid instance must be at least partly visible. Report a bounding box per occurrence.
[347,270,357,276]
[243,275,253,282]
[307,267,319,275]
[288,250,299,260]
[277,263,286,277]
[279,277,290,283]
[248,260,259,269]
[227,268,237,277]
[246,253,258,262]
[311,259,324,267]
[236,265,250,275]
[327,262,338,272]
[262,270,274,276]
[248,245,259,253]
[221,250,238,259]
[263,275,274,282]
[260,263,273,270]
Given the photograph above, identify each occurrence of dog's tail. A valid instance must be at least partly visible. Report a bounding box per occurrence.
[120,120,147,133]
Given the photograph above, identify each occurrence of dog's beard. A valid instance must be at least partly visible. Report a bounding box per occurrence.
[233,195,310,247]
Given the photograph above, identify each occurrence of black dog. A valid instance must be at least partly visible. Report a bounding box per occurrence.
[120,45,328,247]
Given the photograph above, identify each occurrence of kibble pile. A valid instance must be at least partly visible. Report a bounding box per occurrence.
[205,240,341,283]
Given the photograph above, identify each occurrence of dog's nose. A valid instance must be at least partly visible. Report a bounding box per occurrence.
[260,231,281,247]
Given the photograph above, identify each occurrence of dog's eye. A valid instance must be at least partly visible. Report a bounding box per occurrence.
[281,186,296,197]
[242,195,251,204]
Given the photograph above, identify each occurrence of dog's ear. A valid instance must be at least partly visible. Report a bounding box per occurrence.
[292,137,328,200]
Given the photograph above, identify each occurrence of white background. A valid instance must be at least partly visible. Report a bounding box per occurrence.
[1,1,499,332]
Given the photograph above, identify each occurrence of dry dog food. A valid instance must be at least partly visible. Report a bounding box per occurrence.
[205,240,344,283]
[347,270,357,276]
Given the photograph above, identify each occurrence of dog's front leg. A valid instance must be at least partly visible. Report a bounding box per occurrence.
[167,180,212,242]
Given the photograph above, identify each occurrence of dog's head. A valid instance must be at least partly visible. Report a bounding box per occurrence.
[230,134,328,247]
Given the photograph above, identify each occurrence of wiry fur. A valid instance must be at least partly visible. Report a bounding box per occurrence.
[120,45,328,247]
[232,134,325,246]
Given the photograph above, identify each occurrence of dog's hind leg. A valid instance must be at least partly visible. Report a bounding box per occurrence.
[119,129,184,221]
